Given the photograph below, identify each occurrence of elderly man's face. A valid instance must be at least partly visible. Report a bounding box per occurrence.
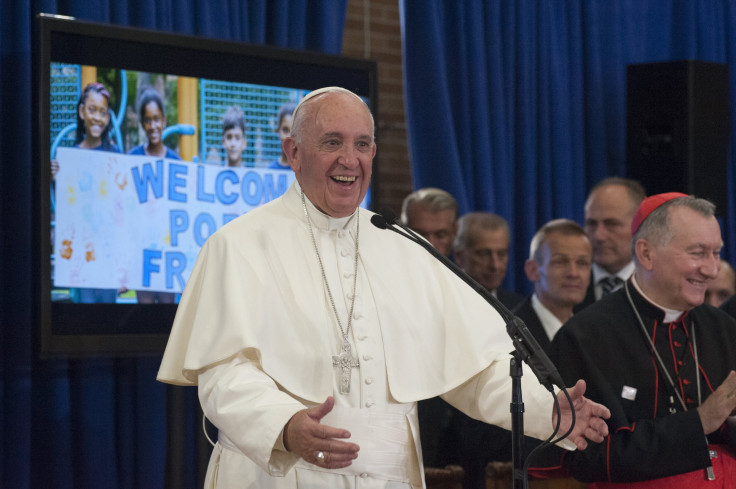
[455,228,509,291]
[584,185,637,274]
[640,206,722,311]
[527,232,592,311]
[285,92,375,218]
[406,204,457,257]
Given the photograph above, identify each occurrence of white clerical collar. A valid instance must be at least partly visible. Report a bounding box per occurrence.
[631,274,684,322]
[530,293,563,341]
[293,181,357,232]
[592,261,635,284]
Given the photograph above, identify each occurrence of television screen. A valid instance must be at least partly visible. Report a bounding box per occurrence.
[34,14,378,356]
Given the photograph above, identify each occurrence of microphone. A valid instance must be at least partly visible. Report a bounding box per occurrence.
[369,214,389,229]
[370,208,564,391]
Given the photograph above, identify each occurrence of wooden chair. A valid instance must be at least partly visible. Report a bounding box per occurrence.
[424,464,465,489]
[485,461,586,489]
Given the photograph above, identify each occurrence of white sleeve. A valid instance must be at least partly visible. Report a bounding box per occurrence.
[197,351,307,475]
[440,362,576,450]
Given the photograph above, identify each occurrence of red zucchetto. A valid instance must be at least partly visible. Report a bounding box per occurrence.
[631,192,688,235]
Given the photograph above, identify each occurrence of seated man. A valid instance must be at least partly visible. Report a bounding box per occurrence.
[454,212,523,309]
[400,187,460,467]
[578,177,646,310]
[513,219,592,353]
[400,187,458,257]
[550,193,736,487]
[446,212,526,488]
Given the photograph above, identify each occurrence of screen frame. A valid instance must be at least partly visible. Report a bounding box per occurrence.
[33,13,378,357]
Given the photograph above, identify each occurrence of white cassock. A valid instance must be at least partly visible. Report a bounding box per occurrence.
[157,182,571,489]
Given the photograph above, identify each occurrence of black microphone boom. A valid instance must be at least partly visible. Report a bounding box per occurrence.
[370,208,564,391]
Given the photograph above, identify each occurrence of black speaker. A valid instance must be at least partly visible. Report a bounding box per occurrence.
[626,60,730,213]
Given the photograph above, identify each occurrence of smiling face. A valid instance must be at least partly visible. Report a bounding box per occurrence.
[636,205,722,310]
[78,91,110,145]
[283,91,375,218]
[141,101,166,148]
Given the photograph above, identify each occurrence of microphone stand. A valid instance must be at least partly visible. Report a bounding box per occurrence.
[510,352,525,489]
[370,211,566,489]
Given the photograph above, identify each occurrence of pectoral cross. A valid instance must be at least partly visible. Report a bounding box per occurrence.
[332,341,360,394]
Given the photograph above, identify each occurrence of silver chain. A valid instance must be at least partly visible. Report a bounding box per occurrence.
[624,280,701,411]
[300,190,360,344]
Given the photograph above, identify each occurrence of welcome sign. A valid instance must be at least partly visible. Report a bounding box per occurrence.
[53,147,295,293]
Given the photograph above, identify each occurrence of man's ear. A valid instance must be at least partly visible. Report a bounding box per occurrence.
[635,238,654,271]
[283,137,299,172]
[524,259,540,282]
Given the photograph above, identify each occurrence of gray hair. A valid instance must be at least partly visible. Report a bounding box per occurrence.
[632,195,717,262]
[401,188,458,225]
[529,219,589,263]
[290,87,375,144]
[454,212,509,251]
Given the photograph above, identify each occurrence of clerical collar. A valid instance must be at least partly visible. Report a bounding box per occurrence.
[293,181,357,232]
[630,274,684,322]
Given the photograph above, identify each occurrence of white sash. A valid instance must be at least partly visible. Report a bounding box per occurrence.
[294,405,416,483]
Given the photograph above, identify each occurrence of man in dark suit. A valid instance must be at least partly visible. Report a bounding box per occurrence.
[512,219,592,352]
[401,187,460,470]
[577,177,645,311]
[454,212,523,309]
[447,211,525,488]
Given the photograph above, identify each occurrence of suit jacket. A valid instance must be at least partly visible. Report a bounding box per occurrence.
[720,293,736,318]
[497,287,524,311]
[511,296,552,354]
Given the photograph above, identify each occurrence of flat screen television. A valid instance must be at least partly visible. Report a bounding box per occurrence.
[33,14,378,356]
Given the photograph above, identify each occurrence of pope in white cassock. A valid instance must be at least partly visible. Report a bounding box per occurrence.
[157,87,611,489]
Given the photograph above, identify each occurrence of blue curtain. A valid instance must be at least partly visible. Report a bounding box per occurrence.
[400,0,736,294]
[0,1,346,488]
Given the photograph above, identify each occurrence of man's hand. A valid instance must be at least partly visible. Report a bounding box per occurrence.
[283,396,359,468]
[697,370,736,434]
[553,379,611,450]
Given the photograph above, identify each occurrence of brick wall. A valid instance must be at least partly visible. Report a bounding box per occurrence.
[342,0,413,213]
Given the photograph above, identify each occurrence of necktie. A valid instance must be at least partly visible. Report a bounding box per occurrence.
[599,276,623,296]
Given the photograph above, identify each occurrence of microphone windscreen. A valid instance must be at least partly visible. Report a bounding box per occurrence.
[370,214,389,229]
